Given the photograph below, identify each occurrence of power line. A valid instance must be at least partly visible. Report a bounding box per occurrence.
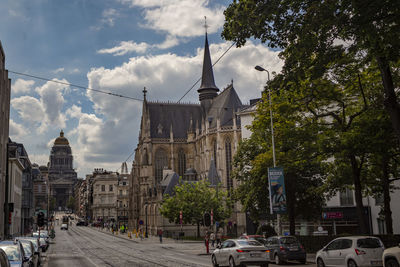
[177,41,236,103]
[8,70,143,102]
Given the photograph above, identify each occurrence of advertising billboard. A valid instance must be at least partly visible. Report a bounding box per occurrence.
[268,167,287,214]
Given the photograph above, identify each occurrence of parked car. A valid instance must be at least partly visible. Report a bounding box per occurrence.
[316,236,384,267]
[32,232,49,252]
[76,221,87,226]
[239,235,268,245]
[61,223,68,230]
[0,240,30,267]
[211,239,269,267]
[264,236,306,264]
[15,237,41,267]
[0,248,11,267]
[17,239,38,267]
[383,244,400,267]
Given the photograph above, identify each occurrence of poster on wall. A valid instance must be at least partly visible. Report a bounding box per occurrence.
[268,167,287,214]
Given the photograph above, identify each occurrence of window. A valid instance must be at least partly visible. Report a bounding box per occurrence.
[377,219,386,234]
[122,181,126,186]
[357,238,382,248]
[119,190,123,196]
[109,185,113,191]
[340,188,354,206]
[213,141,217,169]
[155,148,168,183]
[101,185,105,192]
[225,139,233,191]
[178,149,186,177]
[341,239,352,249]
[326,240,342,250]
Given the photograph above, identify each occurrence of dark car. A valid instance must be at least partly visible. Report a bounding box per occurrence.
[0,248,11,267]
[76,221,87,226]
[264,236,306,264]
[0,240,30,267]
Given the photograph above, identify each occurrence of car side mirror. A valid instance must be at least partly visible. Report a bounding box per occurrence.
[216,245,221,249]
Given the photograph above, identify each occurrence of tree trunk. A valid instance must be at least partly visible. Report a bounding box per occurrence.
[350,155,369,234]
[286,173,296,235]
[377,57,400,145]
[382,157,393,234]
[197,221,200,238]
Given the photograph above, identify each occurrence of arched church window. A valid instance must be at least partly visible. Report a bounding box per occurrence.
[213,140,217,169]
[155,148,168,183]
[225,138,233,192]
[178,149,186,177]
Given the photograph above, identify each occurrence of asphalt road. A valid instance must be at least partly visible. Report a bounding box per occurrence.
[44,224,317,267]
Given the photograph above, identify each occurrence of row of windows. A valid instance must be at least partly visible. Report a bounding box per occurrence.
[101,184,113,192]
[52,158,70,165]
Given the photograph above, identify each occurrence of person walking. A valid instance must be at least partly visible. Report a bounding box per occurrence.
[139,228,143,240]
[210,232,216,247]
[157,228,163,243]
[216,230,222,246]
[204,231,210,254]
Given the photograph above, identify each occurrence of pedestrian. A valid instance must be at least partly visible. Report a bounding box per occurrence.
[139,228,143,240]
[204,231,210,254]
[210,232,216,247]
[216,230,222,246]
[157,228,163,243]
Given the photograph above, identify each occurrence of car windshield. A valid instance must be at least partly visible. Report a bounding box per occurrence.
[0,246,21,261]
[33,233,47,238]
[21,243,32,256]
[237,240,262,246]
[357,238,382,248]
[280,237,299,245]
[254,237,267,245]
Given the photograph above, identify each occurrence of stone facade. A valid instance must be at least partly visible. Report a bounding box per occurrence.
[129,34,247,237]
[0,41,11,240]
[48,130,77,210]
[92,170,118,223]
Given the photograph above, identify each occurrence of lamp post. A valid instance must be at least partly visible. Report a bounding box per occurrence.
[255,65,281,235]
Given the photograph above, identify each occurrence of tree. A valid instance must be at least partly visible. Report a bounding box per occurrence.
[159,180,232,237]
[67,196,75,212]
[49,197,56,213]
[222,0,400,145]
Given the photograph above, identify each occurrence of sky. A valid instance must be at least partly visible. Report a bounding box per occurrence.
[1,0,283,178]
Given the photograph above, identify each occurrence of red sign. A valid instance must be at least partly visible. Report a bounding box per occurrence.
[179,210,182,224]
[322,211,344,219]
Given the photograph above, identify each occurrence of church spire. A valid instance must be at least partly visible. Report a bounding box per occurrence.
[197,17,219,104]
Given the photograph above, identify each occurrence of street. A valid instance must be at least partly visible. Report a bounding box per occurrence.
[43,223,317,267]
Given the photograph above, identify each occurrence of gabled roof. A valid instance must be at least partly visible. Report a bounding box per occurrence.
[206,84,243,128]
[147,102,202,139]
[163,172,180,196]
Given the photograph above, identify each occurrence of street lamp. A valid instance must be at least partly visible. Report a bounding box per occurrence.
[255,65,281,235]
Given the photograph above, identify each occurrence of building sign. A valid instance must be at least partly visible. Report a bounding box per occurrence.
[268,167,287,214]
[322,211,344,219]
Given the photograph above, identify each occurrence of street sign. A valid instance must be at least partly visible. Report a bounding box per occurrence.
[139,220,143,225]
[322,211,343,219]
[268,167,287,214]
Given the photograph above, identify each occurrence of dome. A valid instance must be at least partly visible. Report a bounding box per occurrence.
[54,130,69,145]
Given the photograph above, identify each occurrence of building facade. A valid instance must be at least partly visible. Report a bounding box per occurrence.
[117,163,129,227]
[48,130,77,211]
[129,34,247,236]
[91,170,118,224]
[0,41,11,240]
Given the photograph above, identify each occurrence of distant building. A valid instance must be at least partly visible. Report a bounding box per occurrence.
[117,163,129,227]
[0,40,11,240]
[32,164,47,212]
[47,130,77,210]
[74,179,86,218]
[91,170,118,224]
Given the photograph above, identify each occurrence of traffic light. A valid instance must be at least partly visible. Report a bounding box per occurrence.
[37,212,45,227]
[204,212,211,227]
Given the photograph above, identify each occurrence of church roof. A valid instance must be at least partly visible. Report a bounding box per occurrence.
[54,130,69,145]
[163,172,180,196]
[207,83,243,128]
[147,102,202,139]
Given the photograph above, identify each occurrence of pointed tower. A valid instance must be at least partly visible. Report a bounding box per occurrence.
[197,33,219,112]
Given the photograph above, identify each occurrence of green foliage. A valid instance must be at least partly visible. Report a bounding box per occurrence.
[159,180,232,225]
[67,196,75,211]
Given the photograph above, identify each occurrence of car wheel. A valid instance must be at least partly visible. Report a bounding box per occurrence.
[212,255,219,267]
[348,259,357,267]
[317,258,325,267]
[229,256,237,267]
[386,259,399,267]
[275,254,282,265]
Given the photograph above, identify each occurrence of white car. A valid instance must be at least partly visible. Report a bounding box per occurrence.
[61,223,68,230]
[211,239,269,267]
[316,236,384,267]
[383,244,400,267]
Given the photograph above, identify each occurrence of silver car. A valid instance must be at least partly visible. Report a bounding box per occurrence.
[15,237,41,267]
[211,239,269,267]
[316,236,384,267]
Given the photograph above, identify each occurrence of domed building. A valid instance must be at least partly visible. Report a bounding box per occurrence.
[48,130,77,210]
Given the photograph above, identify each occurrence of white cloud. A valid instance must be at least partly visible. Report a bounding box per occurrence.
[12,79,35,94]
[53,67,65,74]
[11,96,45,123]
[102,8,119,27]
[119,0,225,37]
[97,41,151,56]
[9,119,28,140]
